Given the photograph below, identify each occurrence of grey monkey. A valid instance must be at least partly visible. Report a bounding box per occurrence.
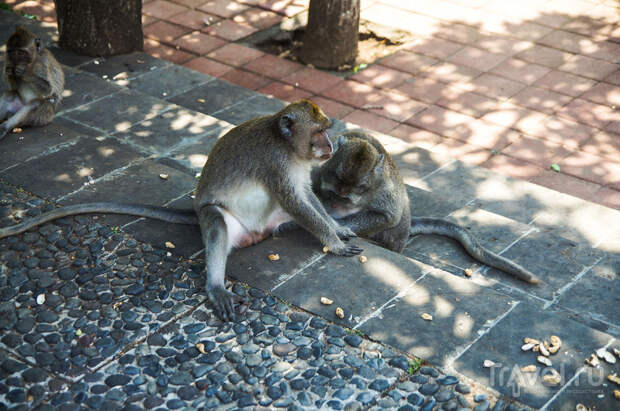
[309,131,541,284]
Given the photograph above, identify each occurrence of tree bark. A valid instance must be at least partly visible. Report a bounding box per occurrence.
[301,0,360,69]
[54,0,143,57]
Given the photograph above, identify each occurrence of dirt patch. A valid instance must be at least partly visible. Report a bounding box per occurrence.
[249,20,416,75]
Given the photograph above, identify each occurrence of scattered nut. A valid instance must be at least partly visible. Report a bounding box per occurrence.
[483,360,495,368]
[550,335,561,347]
[537,355,552,366]
[596,348,616,364]
[335,307,344,319]
[268,254,280,261]
[614,389,620,400]
[539,343,550,357]
[196,343,207,354]
[420,313,433,321]
[585,354,600,367]
[359,255,367,263]
[165,241,175,249]
[533,344,540,352]
[197,98,206,103]
[320,297,333,305]
[576,404,587,411]
[608,373,620,385]
[521,343,535,351]
[12,127,23,133]
[322,246,329,253]
[521,365,537,373]
[542,369,561,385]
[524,337,540,345]
[614,348,620,358]
[464,268,473,277]
[36,294,45,305]
[159,173,169,180]
[548,344,561,355]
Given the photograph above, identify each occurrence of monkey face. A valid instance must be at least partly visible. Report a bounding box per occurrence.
[8,48,31,67]
[310,129,333,160]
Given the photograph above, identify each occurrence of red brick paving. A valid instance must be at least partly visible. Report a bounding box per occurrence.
[13,0,620,210]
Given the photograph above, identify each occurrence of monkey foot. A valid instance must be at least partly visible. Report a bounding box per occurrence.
[207,286,245,322]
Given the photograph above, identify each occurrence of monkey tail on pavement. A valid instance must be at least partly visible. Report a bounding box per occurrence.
[410,217,542,284]
[0,203,199,239]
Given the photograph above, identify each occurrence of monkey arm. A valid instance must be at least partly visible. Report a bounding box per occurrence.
[21,73,52,96]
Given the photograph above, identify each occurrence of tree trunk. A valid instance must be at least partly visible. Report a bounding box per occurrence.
[54,0,143,57]
[301,0,360,69]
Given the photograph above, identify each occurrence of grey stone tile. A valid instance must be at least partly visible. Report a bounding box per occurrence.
[452,303,615,409]
[0,136,144,200]
[543,357,620,410]
[58,72,123,112]
[407,185,468,219]
[112,106,229,155]
[404,204,533,279]
[489,229,605,300]
[127,64,213,99]
[168,79,255,116]
[408,160,493,207]
[214,94,286,125]
[79,52,170,81]
[0,122,89,172]
[63,90,175,134]
[165,124,233,173]
[123,194,203,258]
[274,240,430,327]
[226,229,327,293]
[359,268,515,367]
[553,253,619,330]
[61,159,196,228]
[48,45,96,67]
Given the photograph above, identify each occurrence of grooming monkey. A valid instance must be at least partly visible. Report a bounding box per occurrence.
[309,131,541,284]
[0,100,362,321]
[0,26,64,140]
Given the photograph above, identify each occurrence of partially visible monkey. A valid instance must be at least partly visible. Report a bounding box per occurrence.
[0,100,362,321]
[0,26,65,140]
[307,130,541,284]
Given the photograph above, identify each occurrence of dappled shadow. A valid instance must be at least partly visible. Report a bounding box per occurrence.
[0,3,619,409]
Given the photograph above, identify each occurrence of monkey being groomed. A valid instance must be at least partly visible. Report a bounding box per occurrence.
[0,26,65,140]
[0,100,362,321]
[307,130,541,284]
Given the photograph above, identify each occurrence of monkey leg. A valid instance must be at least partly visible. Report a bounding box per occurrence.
[24,99,55,126]
[0,91,22,122]
[197,204,238,322]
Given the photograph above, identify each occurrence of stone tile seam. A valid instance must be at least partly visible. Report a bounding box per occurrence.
[56,156,152,203]
[445,301,521,368]
[353,269,433,330]
[0,138,82,175]
[548,303,620,337]
[56,89,124,117]
[542,255,605,310]
[209,93,275,120]
[270,252,327,292]
[416,158,459,183]
[539,337,617,410]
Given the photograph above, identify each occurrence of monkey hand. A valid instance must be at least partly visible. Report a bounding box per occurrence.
[336,225,357,240]
[207,285,241,322]
[328,240,363,257]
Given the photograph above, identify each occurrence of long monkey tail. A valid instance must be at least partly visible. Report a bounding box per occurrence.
[0,203,199,239]
[410,217,541,284]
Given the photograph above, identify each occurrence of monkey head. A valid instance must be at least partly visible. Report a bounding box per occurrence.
[317,134,386,210]
[275,99,333,161]
[6,26,40,70]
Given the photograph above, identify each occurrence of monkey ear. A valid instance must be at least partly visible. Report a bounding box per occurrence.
[278,113,295,139]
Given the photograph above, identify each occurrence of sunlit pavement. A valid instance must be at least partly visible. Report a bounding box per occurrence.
[0,2,619,410]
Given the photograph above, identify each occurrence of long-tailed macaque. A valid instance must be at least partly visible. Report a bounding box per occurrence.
[0,100,362,320]
[310,131,541,284]
[0,26,65,140]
